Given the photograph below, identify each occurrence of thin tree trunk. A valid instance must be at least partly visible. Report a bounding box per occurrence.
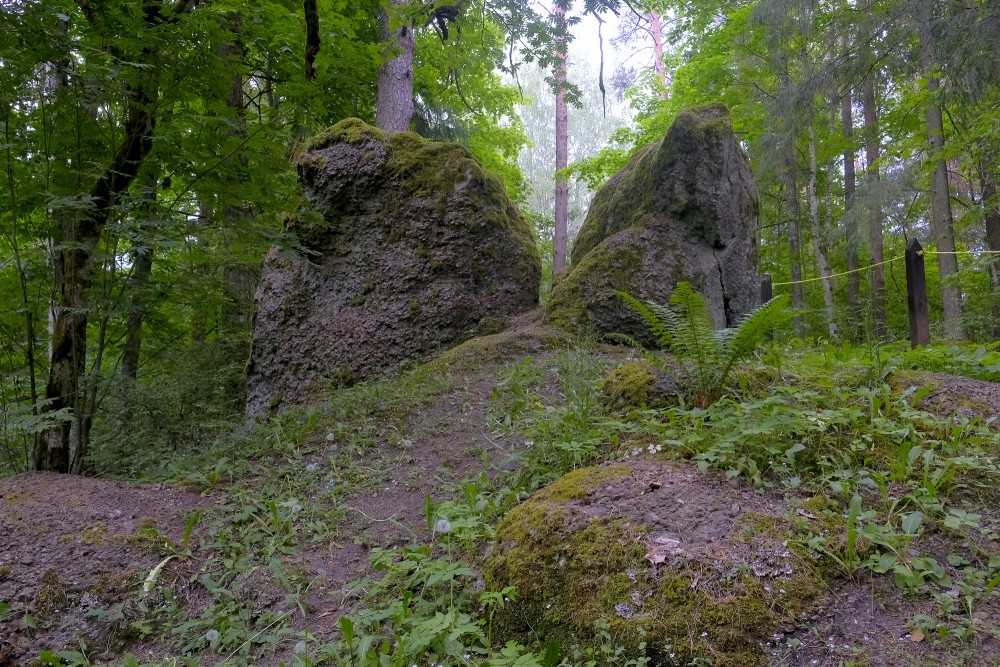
[376,0,415,132]
[121,246,153,379]
[779,64,804,338]
[553,3,569,278]
[919,0,964,338]
[840,37,860,335]
[121,168,158,381]
[861,61,885,338]
[810,121,837,339]
[220,21,256,331]
[650,10,668,99]
[36,82,156,473]
[980,160,1000,337]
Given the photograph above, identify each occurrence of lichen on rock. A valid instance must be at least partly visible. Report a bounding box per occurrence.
[246,119,541,417]
[544,104,759,345]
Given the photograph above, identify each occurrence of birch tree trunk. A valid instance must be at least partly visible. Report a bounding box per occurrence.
[840,36,860,334]
[376,0,415,132]
[810,121,837,339]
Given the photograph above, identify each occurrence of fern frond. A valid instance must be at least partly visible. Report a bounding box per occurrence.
[615,291,673,349]
[715,294,790,387]
[667,283,721,391]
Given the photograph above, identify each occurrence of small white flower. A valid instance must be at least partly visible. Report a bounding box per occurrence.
[306,463,318,472]
[701,632,708,637]
[205,629,220,642]
[291,504,303,513]
[294,641,307,654]
[435,518,451,534]
[326,432,336,442]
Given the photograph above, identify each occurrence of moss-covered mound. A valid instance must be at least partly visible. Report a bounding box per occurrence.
[484,461,824,666]
[601,359,681,408]
[247,119,542,417]
[544,104,759,345]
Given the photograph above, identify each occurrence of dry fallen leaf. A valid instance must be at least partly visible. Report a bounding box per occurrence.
[645,536,683,565]
[910,629,925,643]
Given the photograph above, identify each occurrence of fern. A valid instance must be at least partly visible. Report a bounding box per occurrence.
[617,283,788,405]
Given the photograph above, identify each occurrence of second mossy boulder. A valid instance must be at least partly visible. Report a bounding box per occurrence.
[544,104,759,344]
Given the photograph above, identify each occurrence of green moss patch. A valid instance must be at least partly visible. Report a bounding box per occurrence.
[602,361,657,408]
[485,462,826,666]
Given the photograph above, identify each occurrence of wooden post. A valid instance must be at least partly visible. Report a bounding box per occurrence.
[905,238,930,349]
[760,274,773,305]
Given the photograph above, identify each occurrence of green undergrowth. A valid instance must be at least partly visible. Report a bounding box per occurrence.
[25,339,1000,666]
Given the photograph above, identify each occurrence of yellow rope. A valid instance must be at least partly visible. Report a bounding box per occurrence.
[771,255,903,286]
[769,249,1000,287]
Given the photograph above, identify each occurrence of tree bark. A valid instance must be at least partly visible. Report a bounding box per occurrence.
[861,59,886,337]
[840,36,860,335]
[980,160,1000,336]
[778,65,804,338]
[121,176,156,381]
[810,122,837,339]
[919,0,964,338]
[376,0,415,132]
[552,3,569,278]
[36,80,156,473]
[220,20,257,331]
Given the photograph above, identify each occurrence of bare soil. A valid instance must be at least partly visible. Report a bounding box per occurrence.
[0,473,207,665]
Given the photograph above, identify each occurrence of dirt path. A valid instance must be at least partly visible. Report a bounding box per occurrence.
[0,474,208,665]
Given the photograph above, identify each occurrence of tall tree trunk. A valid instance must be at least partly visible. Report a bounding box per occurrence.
[376,0,415,132]
[810,121,837,339]
[840,37,860,335]
[121,173,157,381]
[121,247,152,380]
[779,65,804,338]
[36,84,156,473]
[785,162,805,339]
[220,21,256,331]
[980,160,1000,337]
[861,59,886,338]
[650,10,668,99]
[919,0,964,338]
[552,3,569,278]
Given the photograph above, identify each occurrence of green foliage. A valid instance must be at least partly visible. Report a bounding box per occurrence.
[618,283,789,405]
[890,343,1000,382]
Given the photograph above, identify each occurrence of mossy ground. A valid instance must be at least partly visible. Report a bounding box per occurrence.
[485,463,827,667]
[601,360,656,408]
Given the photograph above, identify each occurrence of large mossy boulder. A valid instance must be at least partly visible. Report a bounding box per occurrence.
[484,461,823,666]
[246,119,541,418]
[544,104,759,343]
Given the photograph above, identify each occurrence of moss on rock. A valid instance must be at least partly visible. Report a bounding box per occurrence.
[307,117,385,150]
[544,103,760,340]
[601,361,656,408]
[247,119,542,417]
[485,463,826,666]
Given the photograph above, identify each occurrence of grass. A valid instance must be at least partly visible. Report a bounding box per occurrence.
[7,337,1000,666]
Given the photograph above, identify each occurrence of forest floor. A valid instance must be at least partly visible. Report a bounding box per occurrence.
[2,312,1000,667]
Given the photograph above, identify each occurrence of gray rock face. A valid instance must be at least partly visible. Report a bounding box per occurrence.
[246,119,541,418]
[544,103,759,343]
